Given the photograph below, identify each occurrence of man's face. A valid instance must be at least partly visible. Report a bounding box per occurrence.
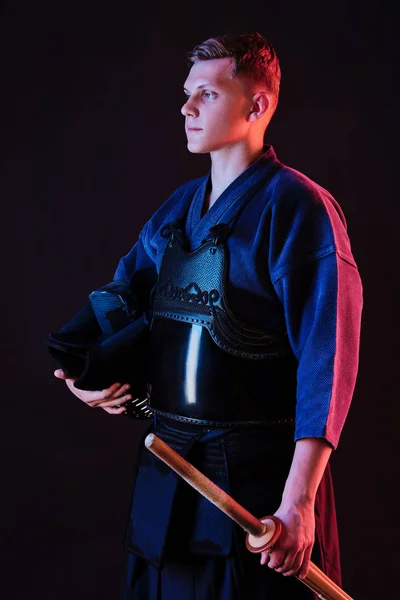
[181,57,253,154]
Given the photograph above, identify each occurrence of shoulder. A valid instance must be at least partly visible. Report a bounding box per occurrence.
[271,165,346,224]
[266,165,357,278]
[269,165,350,248]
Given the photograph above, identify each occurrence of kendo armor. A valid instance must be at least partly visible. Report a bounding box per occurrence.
[147,220,298,426]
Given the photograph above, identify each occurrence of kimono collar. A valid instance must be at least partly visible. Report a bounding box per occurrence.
[185,145,281,247]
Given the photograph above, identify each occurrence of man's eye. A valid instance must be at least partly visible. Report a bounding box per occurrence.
[202,91,216,99]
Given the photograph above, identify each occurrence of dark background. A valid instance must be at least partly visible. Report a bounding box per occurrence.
[1,0,398,598]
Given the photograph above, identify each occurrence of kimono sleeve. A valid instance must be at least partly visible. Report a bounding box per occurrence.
[113,225,158,311]
[268,180,363,449]
[272,253,363,449]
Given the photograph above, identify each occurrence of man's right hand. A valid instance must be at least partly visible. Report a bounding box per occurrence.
[54,369,132,415]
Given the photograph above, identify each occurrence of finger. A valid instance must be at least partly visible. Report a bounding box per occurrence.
[102,382,127,397]
[297,545,312,580]
[267,549,286,571]
[274,549,298,574]
[95,394,132,408]
[76,382,124,405]
[86,384,130,406]
[260,550,271,566]
[281,550,303,577]
[102,405,128,415]
[64,379,80,395]
[110,384,131,399]
[54,369,68,379]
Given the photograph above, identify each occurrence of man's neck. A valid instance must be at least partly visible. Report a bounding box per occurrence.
[207,143,265,209]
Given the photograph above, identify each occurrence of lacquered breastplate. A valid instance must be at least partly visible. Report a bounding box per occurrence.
[147,222,297,424]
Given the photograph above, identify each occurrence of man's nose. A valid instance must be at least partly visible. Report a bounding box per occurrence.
[181,97,198,117]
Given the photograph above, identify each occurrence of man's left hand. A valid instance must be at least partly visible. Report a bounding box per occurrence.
[260,502,315,579]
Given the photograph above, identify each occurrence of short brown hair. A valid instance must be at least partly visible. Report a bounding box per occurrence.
[187,32,281,113]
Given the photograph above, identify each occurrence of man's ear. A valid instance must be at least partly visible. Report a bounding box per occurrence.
[248,92,270,121]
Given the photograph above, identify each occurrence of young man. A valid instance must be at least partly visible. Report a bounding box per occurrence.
[55,32,363,598]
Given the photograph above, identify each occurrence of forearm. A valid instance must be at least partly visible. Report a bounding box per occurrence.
[263,437,332,575]
[280,437,332,509]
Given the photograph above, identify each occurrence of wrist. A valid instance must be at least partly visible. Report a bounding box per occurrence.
[279,438,332,512]
[280,480,316,510]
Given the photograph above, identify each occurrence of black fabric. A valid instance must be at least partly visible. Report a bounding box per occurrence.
[125,419,296,565]
[125,419,208,568]
[45,280,150,401]
[124,548,317,600]
[123,420,330,600]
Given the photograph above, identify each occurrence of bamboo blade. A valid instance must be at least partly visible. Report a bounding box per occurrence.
[305,563,354,600]
[145,433,354,600]
[144,432,267,538]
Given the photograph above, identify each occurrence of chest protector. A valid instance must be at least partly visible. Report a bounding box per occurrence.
[147,221,298,426]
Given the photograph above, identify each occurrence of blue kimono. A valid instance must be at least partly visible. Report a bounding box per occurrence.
[115,146,363,599]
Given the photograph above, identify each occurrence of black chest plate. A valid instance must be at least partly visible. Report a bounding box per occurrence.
[148,223,297,425]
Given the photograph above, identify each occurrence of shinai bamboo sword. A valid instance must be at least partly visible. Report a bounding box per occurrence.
[144,433,354,600]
